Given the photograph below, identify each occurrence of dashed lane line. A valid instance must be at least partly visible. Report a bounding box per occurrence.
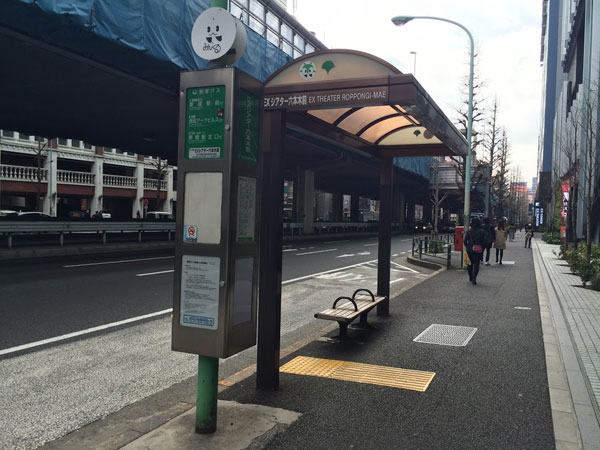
[63,256,174,268]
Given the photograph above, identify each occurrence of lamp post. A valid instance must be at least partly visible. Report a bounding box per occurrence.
[410,51,417,75]
[392,15,474,226]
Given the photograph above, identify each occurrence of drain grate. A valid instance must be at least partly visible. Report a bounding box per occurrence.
[413,324,477,347]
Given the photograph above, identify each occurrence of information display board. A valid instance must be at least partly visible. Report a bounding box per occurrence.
[185,86,226,160]
[237,90,259,164]
[173,68,262,359]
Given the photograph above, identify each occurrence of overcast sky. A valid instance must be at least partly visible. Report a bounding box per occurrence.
[293,0,543,186]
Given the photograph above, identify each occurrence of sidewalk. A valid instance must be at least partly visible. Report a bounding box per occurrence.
[534,237,600,449]
[40,234,600,449]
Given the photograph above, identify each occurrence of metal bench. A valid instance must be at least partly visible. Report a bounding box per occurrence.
[314,289,387,339]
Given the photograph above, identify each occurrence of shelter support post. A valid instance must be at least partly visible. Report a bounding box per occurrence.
[257,110,285,390]
[377,157,393,316]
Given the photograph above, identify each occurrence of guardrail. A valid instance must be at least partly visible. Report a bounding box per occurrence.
[0,221,175,248]
[1,220,417,249]
[283,222,409,235]
[411,234,454,269]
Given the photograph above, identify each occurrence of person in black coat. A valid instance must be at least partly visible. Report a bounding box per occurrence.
[482,217,496,266]
[465,217,486,285]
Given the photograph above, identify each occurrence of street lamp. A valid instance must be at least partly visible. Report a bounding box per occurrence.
[392,15,474,226]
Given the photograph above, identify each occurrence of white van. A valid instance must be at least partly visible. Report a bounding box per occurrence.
[146,211,174,220]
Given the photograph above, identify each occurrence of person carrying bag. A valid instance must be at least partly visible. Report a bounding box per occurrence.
[464,217,486,285]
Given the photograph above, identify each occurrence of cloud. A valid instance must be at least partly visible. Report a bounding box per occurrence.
[294,0,542,183]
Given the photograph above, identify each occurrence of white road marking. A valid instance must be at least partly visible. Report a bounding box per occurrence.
[296,248,337,256]
[336,254,355,258]
[357,251,370,256]
[0,308,173,357]
[324,240,350,244]
[282,259,378,284]
[400,251,407,254]
[363,243,378,246]
[136,269,174,277]
[391,262,419,273]
[390,278,406,284]
[63,256,174,268]
[282,249,298,252]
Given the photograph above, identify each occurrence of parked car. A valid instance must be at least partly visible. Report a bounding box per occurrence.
[17,211,52,219]
[93,211,111,219]
[145,211,174,220]
[0,209,18,217]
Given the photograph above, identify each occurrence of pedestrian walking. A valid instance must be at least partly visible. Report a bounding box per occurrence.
[482,217,495,266]
[494,220,508,264]
[464,217,485,285]
[524,223,534,248]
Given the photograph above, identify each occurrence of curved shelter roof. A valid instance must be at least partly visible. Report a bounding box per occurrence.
[264,50,468,159]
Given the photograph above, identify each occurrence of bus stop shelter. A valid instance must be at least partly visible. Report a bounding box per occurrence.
[256,50,468,388]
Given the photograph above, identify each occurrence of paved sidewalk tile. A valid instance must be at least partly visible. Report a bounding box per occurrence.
[536,240,600,411]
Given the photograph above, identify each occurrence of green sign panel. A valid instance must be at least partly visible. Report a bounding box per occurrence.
[237,90,259,164]
[185,86,226,159]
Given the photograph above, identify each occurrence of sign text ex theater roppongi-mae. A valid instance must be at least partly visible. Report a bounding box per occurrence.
[263,86,389,110]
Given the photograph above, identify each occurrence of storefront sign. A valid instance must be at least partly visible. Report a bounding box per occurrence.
[263,86,389,111]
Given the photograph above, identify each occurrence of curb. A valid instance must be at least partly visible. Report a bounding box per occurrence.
[407,255,443,271]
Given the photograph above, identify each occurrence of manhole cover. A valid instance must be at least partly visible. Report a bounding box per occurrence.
[413,324,477,347]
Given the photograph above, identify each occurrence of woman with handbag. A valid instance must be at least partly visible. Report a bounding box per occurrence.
[464,217,486,285]
[494,220,508,264]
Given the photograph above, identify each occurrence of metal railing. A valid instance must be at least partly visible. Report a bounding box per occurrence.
[0,164,47,182]
[143,178,168,190]
[283,222,409,235]
[0,221,175,249]
[103,174,137,188]
[412,234,454,269]
[57,169,95,185]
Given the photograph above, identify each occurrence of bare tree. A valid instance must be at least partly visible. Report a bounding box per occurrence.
[557,103,581,243]
[450,51,488,222]
[150,157,169,210]
[580,84,599,259]
[493,130,510,219]
[483,98,501,217]
[33,137,48,212]
[430,158,449,237]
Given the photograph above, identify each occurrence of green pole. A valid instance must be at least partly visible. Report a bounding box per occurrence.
[211,0,228,9]
[195,355,219,433]
[195,0,228,436]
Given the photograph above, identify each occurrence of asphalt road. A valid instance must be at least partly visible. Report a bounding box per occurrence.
[0,234,425,352]
[1,234,434,449]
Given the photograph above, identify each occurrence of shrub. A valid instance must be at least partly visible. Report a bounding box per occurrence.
[591,272,600,291]
[543,232,561,244]
[562,241,600,287]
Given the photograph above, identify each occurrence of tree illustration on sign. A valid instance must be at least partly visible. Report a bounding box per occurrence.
[321,60,335,74]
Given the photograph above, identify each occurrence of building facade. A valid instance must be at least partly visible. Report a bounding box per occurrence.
[0,131,176,219]
[538,0,600,242]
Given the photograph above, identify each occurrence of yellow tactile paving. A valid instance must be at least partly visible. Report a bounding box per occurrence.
[279,356,435,392]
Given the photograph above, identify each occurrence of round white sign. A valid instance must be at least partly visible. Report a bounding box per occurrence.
[191,8,237,61]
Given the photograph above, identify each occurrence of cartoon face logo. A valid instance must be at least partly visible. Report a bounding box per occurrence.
[203,18,223,54]
[191,8,238,61]
[299,61,316,79]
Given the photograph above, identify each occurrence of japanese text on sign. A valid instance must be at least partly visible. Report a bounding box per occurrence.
[185,86,225,159]
[263,87,389,110]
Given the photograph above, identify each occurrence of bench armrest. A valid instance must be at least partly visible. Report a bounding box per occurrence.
[352,288,375,302]
[332,296,357,311]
